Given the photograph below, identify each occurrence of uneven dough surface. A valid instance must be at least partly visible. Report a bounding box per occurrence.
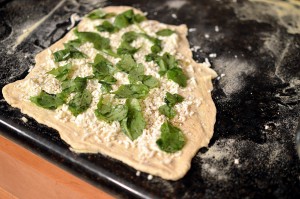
[2,6,217,180]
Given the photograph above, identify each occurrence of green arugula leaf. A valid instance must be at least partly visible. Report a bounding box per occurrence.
[92,54,116,81]
[116,54,136,72]
[165,92,184,106]
[156,29,175,36]
[156,121,185,153]
[154,52,178,76]
[93,53,110,65]
[167,67,187,87]
[140,33,162,54]
[113,84,149,99]
[114,9,146,29]
[128,64,144,83]
[96,21,118,33]
[99,82,112,94]
[158,105,176,119]
[91,54,117,92]
[151,44,162,54]
[122,31,139,43]
[117,31,140,55]
[117,41,139,55]
[87,9,115,20]
[114,9,134,29]
[47,63,72,81]
[74,30,111,50]
[133,14,146,23]
[158,92,184,118]
[145,53,159,62]
[68,90,92,116]
[94,96,128,122]
[148,52,188,87]
[63,39,83,48]
[53,46,87,62]
[160,52,178,70]
[142,75,159,88]
[61,77,87,94]
[30,91,64,110]
[120,99,145,140]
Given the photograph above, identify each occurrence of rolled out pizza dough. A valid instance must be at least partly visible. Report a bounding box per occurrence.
[2,6,217,180]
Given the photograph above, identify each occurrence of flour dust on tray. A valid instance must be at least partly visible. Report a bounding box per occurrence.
[2,6,217,180]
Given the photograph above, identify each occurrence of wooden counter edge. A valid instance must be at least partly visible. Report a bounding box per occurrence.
[0,135,115,199]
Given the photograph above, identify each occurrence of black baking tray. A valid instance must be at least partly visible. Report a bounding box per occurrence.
[0,0,300,198]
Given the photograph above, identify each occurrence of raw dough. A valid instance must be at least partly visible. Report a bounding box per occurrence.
[2,6,217,180]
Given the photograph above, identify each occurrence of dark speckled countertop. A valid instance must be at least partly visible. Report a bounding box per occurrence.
[0,0,299,198]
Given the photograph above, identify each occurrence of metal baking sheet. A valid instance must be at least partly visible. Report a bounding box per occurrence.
[0,0,299,198]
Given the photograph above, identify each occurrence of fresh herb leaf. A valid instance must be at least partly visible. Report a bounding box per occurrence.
[74,30,111,50]
[117,41,139,55]
[158,105,176,119]
[128,64,144,83]
[140,33,162,54]
[160,52,178,70]
[116,54,136,72]
[100,82,112,93]
[93,53,110,65]
[68,90,92,116]
[47,63,72,81]
[95,96,128,122]
[64,39,82,48]
[155,52,178,76]
[133,14,146,23]
[156,121,185,153]
[167,67,187,87]
[120,99,145,140]
[151,44,162,54]
[158,92,184,118]
[122,31,139,43]
[74,29,118,57]
[156,29,175,36]
[87,9,115,20]
[114,9,146,29]
[142,75,159,88]
[157,58,169,76]
[96,21,118,33]
[114,9,134,29]
[117,31,140,55]
[145,53,159,62]
[92,54,116,82]
[165,92,184,106]
[61,77,87,93]
[114,84,149,99]
[53,46,87,62]
[150,52,188,87]
[30,91,64,110]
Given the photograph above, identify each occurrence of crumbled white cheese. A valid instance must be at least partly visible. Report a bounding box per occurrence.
[188,28,197,32]
[204,34,210,39]
[191,46,201,52]
[209,53,217,58]
[234,159,239,164]
[21,117,28,123]
[147,174,153,180]
[171,13,177,19]
[215,25,219,32]
[136,171,141,176]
